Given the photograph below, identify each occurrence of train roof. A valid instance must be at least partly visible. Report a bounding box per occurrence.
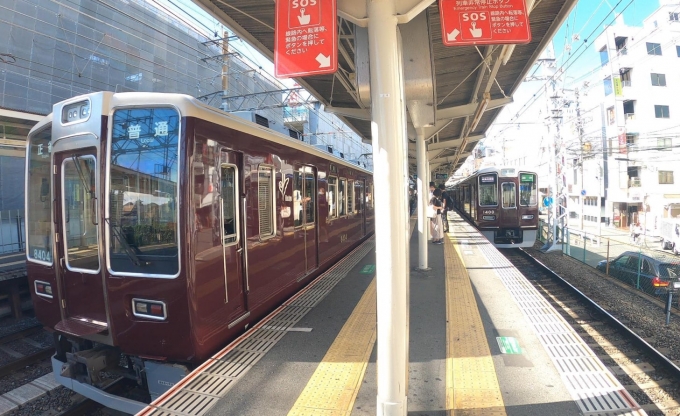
[29,92,372,176]
[472,166,537,177]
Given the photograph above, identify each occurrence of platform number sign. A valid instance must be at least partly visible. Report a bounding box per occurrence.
[275,0,337,78]
[439,0,531,46]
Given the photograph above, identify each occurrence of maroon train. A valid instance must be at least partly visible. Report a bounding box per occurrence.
[450,166,538,248]
[25,92,374,411]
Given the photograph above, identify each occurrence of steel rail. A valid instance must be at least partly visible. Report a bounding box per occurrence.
[517,248,680,381]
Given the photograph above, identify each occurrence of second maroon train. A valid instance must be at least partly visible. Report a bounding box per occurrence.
[25,92,374,412]
[449,166,539,248]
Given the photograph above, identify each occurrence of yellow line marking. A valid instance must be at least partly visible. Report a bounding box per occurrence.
[288,278,376,416]
[445,230,507,416]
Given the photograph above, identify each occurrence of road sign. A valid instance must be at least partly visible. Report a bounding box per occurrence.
[580,189,586,196]
[543,196,553,207]
[275,0,337,78]
[439,0,531,47]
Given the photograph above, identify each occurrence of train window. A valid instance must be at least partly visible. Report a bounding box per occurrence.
[347,180,354,215]
[501,183,516,208]
[258,165,276,239]
[220,165,238,245]
[519,173,538,206]
[478,174,498,206]
[293,169,315,226]
[304,171,315,224]
[356,181,364,213]
[339,178,347,216]
[366,183,374,209]
[293,171,304,227]
[108,107,179,277]
[26,124,54,265]
[328,176,338,219]
[62,155,100,273]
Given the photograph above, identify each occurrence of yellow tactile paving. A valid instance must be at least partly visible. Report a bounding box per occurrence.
[445,231,507,416]
[288,278,376,416]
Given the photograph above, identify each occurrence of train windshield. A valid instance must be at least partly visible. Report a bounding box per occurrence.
[519,173,538,206]
[108,108,180,277]
[26,124,53,264]
[478,174,497,206]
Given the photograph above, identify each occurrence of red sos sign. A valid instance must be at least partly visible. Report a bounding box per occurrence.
[439,0,531,46]
[275,0,337,78]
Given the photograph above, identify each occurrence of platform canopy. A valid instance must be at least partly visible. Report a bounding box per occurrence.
[192,0,577,174]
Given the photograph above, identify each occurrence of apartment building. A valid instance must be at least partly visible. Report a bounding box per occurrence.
[578,0,680,230]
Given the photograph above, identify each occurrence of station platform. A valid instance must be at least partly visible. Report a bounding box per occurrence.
[137,212,645,416]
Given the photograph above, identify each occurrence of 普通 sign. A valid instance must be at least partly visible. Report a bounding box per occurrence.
[439,0,531,46]
[275,0,337,78]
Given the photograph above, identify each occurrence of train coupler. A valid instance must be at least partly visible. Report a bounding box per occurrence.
[60,346,120,386]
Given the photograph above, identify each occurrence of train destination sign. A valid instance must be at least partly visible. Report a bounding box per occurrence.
[439,0,531,47]
[275,0,337,78]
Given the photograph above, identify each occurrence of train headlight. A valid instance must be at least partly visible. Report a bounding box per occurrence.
[522,215,534,220]
[482,215,496,221]
[34,280,53,299]
[132,299,167,320]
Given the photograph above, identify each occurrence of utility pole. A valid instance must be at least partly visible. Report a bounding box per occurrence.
[575,87,585,231]
[534,43,566,252]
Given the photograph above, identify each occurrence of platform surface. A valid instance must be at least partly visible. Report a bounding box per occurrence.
[139,214,644,416]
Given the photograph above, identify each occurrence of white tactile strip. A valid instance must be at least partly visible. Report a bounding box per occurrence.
[141,238,376,416]
[453,220,646,415]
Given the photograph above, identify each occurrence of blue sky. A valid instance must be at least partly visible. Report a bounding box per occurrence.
[550,0,660,83]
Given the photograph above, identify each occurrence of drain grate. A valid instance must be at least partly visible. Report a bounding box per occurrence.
[144,238,375,415]
[462,223,645,415]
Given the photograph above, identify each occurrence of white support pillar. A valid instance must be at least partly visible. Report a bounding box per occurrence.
[368,0,409,414]
[416,130,429,269]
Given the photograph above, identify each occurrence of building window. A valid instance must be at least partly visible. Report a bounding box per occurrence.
[604,77,613,96]
[599,46,609,66]
[671,12,680,21]
[658,137,672,150]
[626,133,638,148]
[607,106,615,125]
[659,171,674,184]
[677,45,680,57]
[258,166,276,239]
[655,105,670,118]
[651,73,667,86]
[647,42,662,55]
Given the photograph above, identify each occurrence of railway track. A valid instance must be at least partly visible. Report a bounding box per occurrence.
[500,248,680,415]
[0,324,53,379]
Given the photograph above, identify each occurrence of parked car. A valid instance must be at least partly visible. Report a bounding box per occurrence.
[596,251,680,296]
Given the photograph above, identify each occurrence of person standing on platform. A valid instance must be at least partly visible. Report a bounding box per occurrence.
[429,181,435,200]
[439,184,451,233]
[429,188,444,244]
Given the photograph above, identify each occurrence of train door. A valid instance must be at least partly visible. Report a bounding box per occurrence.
[357,180,365,235]
[219,150,247,321]
[294,166,318,275]
[500,180,519,225]
[53,145,107,330]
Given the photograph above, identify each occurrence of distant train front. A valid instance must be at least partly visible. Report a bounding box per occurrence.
[451,166,539,248]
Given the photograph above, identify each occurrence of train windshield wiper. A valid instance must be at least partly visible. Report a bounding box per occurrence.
[105,217,144,267]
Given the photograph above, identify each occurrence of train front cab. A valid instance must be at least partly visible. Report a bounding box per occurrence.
[26,92,375,413]
[475,170,538,247]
